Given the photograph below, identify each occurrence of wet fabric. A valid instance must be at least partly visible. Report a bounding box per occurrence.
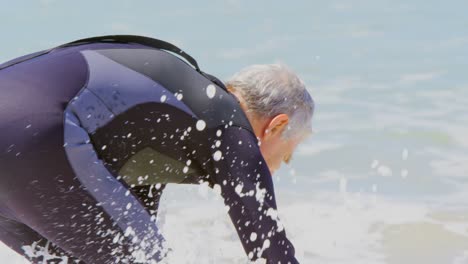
[0,38,298,263]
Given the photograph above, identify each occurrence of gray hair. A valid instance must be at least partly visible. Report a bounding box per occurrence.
[226,63,314,139]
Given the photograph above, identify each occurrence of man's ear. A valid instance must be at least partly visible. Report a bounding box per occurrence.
[264,114,289,140]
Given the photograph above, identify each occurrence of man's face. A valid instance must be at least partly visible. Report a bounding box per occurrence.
[259,134,302,175]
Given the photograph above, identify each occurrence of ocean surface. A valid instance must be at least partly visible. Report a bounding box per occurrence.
[1,1,467,263]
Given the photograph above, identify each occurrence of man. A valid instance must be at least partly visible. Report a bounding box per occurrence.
[0,35,314,263]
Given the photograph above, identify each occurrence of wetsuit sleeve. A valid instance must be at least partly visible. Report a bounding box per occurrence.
[211,126,299,264]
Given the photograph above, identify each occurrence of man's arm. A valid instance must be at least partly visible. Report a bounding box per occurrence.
[210,126,299,263]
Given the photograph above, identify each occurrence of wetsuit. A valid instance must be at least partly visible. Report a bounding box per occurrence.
[0,36,298,263]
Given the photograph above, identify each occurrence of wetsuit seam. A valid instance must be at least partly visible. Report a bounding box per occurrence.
[95,49,201,120]
[76,51,118,118]
[83,87,117,117]
[63,51,90,112]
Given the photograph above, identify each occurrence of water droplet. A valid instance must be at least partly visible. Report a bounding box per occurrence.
[250,232,257,242]
[235,184,243,195]
[196,120,206,131]
[401,169,408,178]
[160,95,167,102]
[377,165,392,176]
[263,239,271,249]
[213,150,222,161]
[402,148,409,160]
[206,84,216,98]
[339,177,347,193]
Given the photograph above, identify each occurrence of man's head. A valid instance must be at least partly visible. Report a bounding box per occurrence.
[226,63,314,174]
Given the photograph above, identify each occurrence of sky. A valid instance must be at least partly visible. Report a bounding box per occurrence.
[2,0,467,80]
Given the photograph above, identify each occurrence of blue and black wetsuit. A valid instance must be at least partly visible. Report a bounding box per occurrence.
[0,36,298,263]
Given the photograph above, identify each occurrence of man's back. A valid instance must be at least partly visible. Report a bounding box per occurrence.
[0,37,299,263]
